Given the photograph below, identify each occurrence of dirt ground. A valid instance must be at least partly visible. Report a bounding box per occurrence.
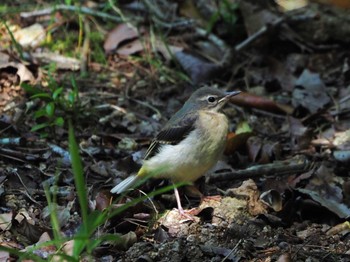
[1,0,350,261]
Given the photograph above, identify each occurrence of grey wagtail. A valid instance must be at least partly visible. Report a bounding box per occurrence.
[110,86,241,215]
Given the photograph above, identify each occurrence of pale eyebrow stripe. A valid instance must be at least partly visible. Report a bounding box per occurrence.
[199,95,218,101]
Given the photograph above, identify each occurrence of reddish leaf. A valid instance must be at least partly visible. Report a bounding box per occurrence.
[229,92,294,115]
[225,132,253,155]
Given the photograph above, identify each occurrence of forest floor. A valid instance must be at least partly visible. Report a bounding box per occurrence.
[1,0,350,261]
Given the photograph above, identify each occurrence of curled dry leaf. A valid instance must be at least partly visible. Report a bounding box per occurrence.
[116,39,144,56]
[230,179,268,216]
[297,188,350,219]
[259,189,283,212]
[0,62,35,83]
[112,37,183,61]
[104,23,141,53]
[229,92,294,115]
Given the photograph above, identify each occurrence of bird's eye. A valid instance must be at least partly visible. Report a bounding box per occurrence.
[207,96,216,103]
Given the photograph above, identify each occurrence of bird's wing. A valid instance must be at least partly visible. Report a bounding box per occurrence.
[144,112,198,160]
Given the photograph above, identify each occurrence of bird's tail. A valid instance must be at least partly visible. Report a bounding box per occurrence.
[110,174,139,194]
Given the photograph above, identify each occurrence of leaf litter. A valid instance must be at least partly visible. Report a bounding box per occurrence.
[1,0,350,261]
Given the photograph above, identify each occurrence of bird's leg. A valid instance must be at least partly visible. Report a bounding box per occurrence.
[173,186,195,220]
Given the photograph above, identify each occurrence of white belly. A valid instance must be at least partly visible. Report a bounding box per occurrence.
[143,111,228,182]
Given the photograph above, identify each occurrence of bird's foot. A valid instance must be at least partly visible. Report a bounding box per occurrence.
[176,207,199,221]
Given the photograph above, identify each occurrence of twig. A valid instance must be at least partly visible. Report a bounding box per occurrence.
[95,104,127,114]
[108,0,130,23]
[128,98,162,119]
[80,18,90,74]
[139,189,159,218]
[206,155,313,183]
[20,4,193,30]
[234,17,285,53]
[221,239,242,262]
[20,4,123,22]
[194,27,232,66]
[12,170,41,205]
[142,0,194,29]
[0,148,38,161]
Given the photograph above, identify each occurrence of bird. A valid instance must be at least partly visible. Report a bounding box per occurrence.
[111,86,241,216]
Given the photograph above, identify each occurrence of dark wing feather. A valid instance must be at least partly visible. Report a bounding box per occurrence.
[144,112,198,160]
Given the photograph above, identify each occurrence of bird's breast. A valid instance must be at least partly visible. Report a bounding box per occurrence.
[142,110,229,182]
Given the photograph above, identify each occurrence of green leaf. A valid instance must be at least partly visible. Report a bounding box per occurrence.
[68,91,75,105]
[52,87,63,100]
[236,121,253,134]
[68,120,88,257]
[21,82,44,95]
[55,117,64,127]
[34,109,47,119]
[31,123,49,132]
[31,93,52,100]
[46,102,55,117]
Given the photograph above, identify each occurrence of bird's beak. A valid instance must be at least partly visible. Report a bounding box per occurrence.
[219,90,241,103]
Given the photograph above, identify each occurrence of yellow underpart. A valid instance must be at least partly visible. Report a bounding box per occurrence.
[137,166,148,178]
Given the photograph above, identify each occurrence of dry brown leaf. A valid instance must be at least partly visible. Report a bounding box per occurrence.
[0,62,35,83]
[104,23,141,53]
[116,39,144,56]
[230,179,268,216]
[230,92,294,115]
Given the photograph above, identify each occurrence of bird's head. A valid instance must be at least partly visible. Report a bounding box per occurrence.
[185,86,241,112]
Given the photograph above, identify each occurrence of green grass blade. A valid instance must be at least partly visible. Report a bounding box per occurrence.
[68,119,89,257]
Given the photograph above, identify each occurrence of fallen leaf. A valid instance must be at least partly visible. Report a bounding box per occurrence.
[229,92,294,115]
[13,23,46,48]
[174,51,221,84]
[0,62,35,83]
[225,131,253,155]
[292,69,331,114]
[95,191,111,211]
[0,212,12,231]
[230,179,268,216]
[298,188,350,219]
[116,39,144,56]
[104,23,140,53]
[288,117,312,151]
[260,189,283,212]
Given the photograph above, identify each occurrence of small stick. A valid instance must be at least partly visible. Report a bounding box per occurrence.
[234,17,285,53]
[206,155,313,183]
[20,4,123,23]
